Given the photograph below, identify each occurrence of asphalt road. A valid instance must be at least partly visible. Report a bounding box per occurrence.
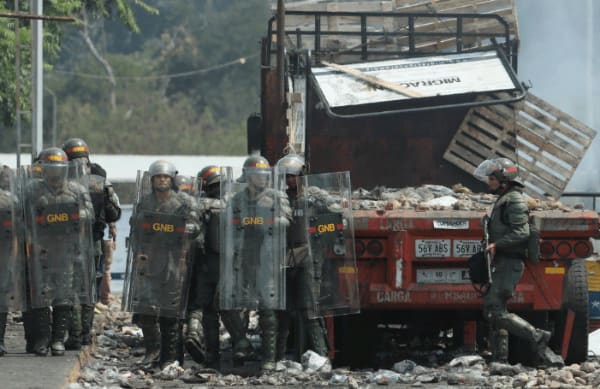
[1,316,90,389]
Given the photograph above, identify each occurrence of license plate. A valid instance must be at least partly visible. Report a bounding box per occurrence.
[415,239,451,258]
[433,219,469,229]
[416,268,471,284]
[453,240,482,257]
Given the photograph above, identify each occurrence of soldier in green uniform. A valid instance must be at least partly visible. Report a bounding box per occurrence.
[61,138,121,349]
[220,155,290,371]
[23,148,95,356]
[275,154,328,361]
[185,165,254,368]
[475,158,562,365]
[124,160,201,369]
[0,165,25,356]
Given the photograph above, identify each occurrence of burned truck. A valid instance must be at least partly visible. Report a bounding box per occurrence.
[249,1,598,366]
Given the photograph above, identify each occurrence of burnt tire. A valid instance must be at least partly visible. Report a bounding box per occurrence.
[557,258,589,364]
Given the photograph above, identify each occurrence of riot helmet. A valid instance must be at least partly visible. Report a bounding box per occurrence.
[242,154,270,189]
[198,165,221,187]
[61,138,90,160]
[38,147,69,190]
[474,158,519,182]
[31,153,43,177]
[198,165,221,198]
[175,175,194,194]
[276,153,305,176]
[148,160,177,193]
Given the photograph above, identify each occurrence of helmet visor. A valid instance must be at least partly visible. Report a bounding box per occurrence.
[246,168,271,188]
[42,163,68,188]
[473,159,501,182]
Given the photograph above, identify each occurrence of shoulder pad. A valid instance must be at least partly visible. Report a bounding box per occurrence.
[90,163,107,178]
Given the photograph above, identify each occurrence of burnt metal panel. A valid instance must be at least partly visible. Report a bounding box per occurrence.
[260,68,288,165]
[304,79,487,190]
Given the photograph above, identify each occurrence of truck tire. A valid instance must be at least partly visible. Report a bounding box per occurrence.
[558,258,589,364]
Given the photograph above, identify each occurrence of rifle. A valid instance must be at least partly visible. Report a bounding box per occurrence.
[482,215,493,285]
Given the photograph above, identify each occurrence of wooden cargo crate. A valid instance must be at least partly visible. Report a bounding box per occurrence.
[443,93,596,199]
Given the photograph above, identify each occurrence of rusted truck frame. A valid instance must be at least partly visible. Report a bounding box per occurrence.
[249,9,598,365]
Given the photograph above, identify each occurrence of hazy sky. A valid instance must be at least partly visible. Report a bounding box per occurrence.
[516,0,599,191]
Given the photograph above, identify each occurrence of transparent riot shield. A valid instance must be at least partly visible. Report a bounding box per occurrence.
[219,166,287,310]
[300,171,359,318]
[87,172,107,291]
[23,162,95,309]
[122,171,195,318]
[0,167,26,312]
[76,171,99,305]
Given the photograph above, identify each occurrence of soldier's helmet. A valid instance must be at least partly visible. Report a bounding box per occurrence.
[61,138,90,160]
[474,157,520,183]
[242,154,270,187]
[39,147,69,166]
[198,165,221,187]
[175,175,194,194]
[39,147,69,187]
[148,160,177,179]
[30,153,43,177]
[276,153,305,176]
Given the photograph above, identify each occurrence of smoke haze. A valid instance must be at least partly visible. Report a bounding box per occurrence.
[516,0,599,192]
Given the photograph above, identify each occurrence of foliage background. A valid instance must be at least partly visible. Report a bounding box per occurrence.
[0,0,271,155]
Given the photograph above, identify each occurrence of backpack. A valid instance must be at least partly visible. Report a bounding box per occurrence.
[468,251,489,284]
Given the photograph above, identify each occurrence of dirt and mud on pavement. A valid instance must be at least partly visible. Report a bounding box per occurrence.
[51,295,600,389]
[4,296,600,388]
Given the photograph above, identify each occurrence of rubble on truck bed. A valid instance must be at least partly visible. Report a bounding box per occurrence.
[352,184,579,212]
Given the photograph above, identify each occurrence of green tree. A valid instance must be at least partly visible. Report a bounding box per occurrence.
[41,0,270,155]
[0,0,156,150]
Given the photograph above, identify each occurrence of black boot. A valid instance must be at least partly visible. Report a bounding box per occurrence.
[202,310,220,369]
[22,310,36,353]
[51,306,71,356]
[81,304,95,345]
[65,305,82,350]
[490,328,509,363]
[32,307,51,356]
[276,311,290,361]
[0,312,7,356]
[259,310,278,371]
[306,317,329,357]
[221,309,254,364]
[160,317,183,369]
[533,328,564,366]
[184,311,204,364]
[137,315,160,368]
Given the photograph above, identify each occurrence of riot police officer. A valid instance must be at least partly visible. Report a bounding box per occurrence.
[0,165,25,356]
[23,148,95,356]
[185,165,254,368]
[220,155,290,371]
[474,158,562,365]
[275,154,328,361]
[21,156,43,353]
[124,160,201,369]
[175,175,195,195]
[61,138,121,349]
